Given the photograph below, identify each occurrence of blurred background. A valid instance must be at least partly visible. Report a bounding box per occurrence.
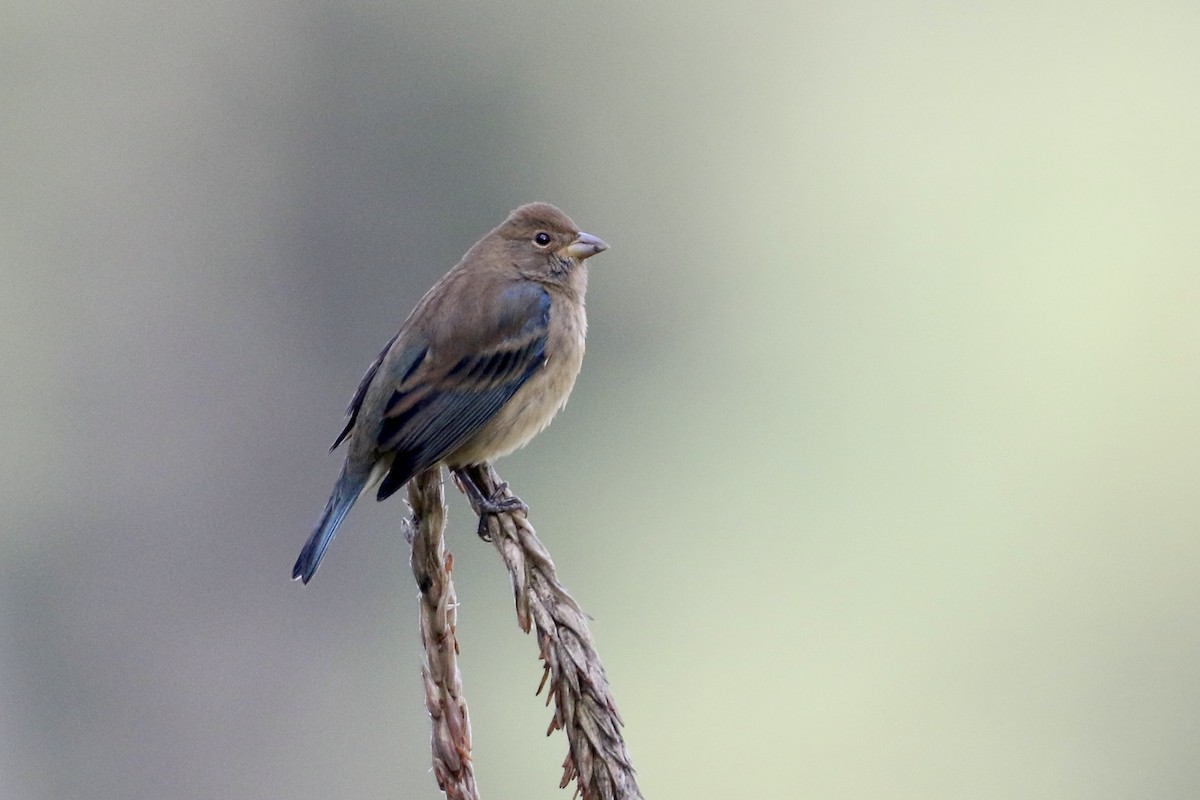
[4,1,1199,798]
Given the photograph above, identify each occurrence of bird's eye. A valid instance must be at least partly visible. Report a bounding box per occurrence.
[533,232,552,247]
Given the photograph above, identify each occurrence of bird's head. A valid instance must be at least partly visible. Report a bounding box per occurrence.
[493,202,608,281]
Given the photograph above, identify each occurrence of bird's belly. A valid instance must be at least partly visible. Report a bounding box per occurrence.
[447,340,584,467]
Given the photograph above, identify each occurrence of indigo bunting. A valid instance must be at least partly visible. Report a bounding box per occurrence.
[293,203,608,583]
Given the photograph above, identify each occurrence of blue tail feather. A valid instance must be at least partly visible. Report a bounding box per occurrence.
[293,468,368,584]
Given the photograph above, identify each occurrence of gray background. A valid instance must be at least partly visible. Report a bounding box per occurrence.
[4,1,1199,798]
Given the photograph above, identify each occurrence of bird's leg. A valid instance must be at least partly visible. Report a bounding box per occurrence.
[452,465,528,541]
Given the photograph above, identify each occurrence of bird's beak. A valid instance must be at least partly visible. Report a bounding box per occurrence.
[564,231,609,260]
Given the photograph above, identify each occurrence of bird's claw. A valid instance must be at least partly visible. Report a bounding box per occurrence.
[453,471,528,541]
[473,482,528,514]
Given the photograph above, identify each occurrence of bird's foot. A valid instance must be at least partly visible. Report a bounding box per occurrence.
[453,469,528,541]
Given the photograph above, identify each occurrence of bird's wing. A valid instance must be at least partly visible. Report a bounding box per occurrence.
[330,329,403,451]
[373,281,551,498]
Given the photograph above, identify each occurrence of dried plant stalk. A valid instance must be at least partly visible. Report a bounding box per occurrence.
[407,467,479,800]
[457,463,644,800]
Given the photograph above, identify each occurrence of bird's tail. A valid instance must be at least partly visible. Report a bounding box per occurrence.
[292,466,370,584]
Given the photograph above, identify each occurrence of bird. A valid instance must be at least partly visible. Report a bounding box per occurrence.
[292,202,608,584]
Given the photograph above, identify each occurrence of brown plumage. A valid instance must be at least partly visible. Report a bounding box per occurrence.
[293,203,608,583]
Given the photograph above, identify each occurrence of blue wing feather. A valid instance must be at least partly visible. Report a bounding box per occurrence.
[373,284,551,500]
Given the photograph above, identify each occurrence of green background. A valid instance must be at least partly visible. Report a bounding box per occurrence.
[4,2,1199,798]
